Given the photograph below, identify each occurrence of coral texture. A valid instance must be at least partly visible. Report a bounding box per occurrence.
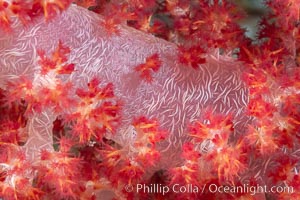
[0,4,248,166]
[0,1,299,200]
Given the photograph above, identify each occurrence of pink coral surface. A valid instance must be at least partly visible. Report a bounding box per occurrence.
[0,5,248,164]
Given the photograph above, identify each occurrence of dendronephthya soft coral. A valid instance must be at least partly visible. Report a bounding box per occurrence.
[0,0,299,199]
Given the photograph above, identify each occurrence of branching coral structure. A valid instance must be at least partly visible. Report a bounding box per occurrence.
[0,0,299,199]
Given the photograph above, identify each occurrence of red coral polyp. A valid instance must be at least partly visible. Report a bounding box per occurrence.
[134,53,162,82]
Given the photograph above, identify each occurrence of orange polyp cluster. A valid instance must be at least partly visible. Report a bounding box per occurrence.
[69,78,121,143]
[209,143,247,184]
[98,116,168,194]
[188,111,233,146]
[0,88,28,146]
[242,68,270,96]
[117,159,145,185]
[0,144,41,200]
[39,81,76,113]
[0,0,72,31]
[132,116,168,166]
[5,40,77,116]
[98,2,137,36]
[38,40,75,75]
[73,0,96,8]
[35,150,82,199]
[100,143,144,189]
[247,96,276,118]
[100,18,122,36]
[0,0,11,31]
[38,0,73,20]
[185,111,247,185]
[245,121,279,155]
[1,40,123,199]
[5,76,34,106]
[178,45,206,69]
[168,142,200,186]
[134,53,162,82]
[132,116,167,145]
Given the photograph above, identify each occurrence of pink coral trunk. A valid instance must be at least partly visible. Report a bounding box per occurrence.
[0,5,249,171]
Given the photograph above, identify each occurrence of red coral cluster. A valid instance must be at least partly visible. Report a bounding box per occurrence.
[0,0,300,199]
[0,0,73,31]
